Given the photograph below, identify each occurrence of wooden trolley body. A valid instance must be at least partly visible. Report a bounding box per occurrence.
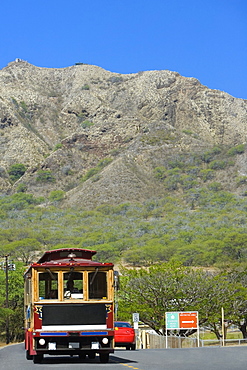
[24,248,115,363]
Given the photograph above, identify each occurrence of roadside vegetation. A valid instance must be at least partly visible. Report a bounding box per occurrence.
[0,188,247,342]
[0,262,25,343]
[0,187,246,267]
[0,143,247,342]
[117,262,247,340]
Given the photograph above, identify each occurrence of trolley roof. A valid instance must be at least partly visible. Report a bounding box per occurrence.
[25,248,114,273]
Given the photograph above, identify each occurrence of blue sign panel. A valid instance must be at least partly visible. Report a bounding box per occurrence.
[166,312,179,329]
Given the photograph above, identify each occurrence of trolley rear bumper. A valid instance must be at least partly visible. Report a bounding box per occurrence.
[26,329,114,356]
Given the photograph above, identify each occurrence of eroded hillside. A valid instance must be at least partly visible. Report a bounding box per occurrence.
[0,60,246,207]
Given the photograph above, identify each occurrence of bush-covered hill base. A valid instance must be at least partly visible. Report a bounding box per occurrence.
[0,181,246,267]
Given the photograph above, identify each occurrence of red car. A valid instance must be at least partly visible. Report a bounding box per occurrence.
[114,321,136,350]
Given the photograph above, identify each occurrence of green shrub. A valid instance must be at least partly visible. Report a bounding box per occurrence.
[77,113,88,123]
[81,158,113,182]
[49,190,65,202]
[236,176,247,187]
[20,101,28,112]
[91,174,101,182]
[199,169,215,182]
[53,143,62,151]
[16,183,28,193]
[110,148,121,156]
[201,151,214,163]
[201,147,221,163]
[166,168,181,176]
[97,158,113,168]
[0,193,44,210]
[208,182,223,191]
[36,170,55,183]
[11,97,19,107]
[154,166,167,180]
[80,120,94,129]
[227,144,245,156]
[186,166,200,176]
[180,175,198,190]
[108,76,123,84]
[8,163,27,182]
[81,84,90,90]
[82,167,99,182]
[164,177,179,191]
[182,129,194,135]
[61,165,73,176]
[168,160,185,169]
[211,146,222,155]
[209,160,227,170]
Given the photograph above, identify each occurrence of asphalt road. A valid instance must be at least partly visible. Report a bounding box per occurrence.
[0,343,246,370]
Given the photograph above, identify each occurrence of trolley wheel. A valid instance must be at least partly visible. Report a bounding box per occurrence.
[88,352,96,359]
[99,353,109,363]
[131,344,136,350]
[33,354,43,363]
[26,350,33,360]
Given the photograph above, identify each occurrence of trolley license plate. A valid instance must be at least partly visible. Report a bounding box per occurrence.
[48,342,56,350]
[69,342,80,349]
[91,342,100,349]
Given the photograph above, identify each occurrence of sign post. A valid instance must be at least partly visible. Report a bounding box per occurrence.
[133,313,139,348]
[4,255,10,344]
[133,312,139,329]
[165,311,199,348]
[221,307,225,347]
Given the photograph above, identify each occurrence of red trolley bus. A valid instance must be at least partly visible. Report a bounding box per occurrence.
[24,248,115,363]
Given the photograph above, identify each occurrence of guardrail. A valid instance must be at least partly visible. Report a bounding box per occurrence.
[201,338,247,347]
[137,331,247,349]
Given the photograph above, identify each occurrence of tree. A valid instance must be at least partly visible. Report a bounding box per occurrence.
[4,238,42,265]
[222,232,247,261]
[0,262,25,342]
[118,263,247,339]
[223,263,247,338]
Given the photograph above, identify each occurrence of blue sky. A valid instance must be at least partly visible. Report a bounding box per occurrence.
[1,0,246,99]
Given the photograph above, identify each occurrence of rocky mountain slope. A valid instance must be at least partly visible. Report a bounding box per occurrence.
[0,60,246,208]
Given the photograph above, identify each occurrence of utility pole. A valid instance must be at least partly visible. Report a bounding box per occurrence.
[5,254,10,344]
[221,307,225,347]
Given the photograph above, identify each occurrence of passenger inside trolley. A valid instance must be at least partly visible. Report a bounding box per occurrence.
[64,272,83,299]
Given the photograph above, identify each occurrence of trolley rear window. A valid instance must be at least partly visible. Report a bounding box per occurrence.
[42,304,107,326]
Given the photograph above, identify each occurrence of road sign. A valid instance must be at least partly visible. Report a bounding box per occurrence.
[179,312,198,329]
[166,312,179,329]
[133,313,139,323]
[0,262,16,271]
[165,311,199,348]
[166,311,198,330]
[133,313,139,330]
